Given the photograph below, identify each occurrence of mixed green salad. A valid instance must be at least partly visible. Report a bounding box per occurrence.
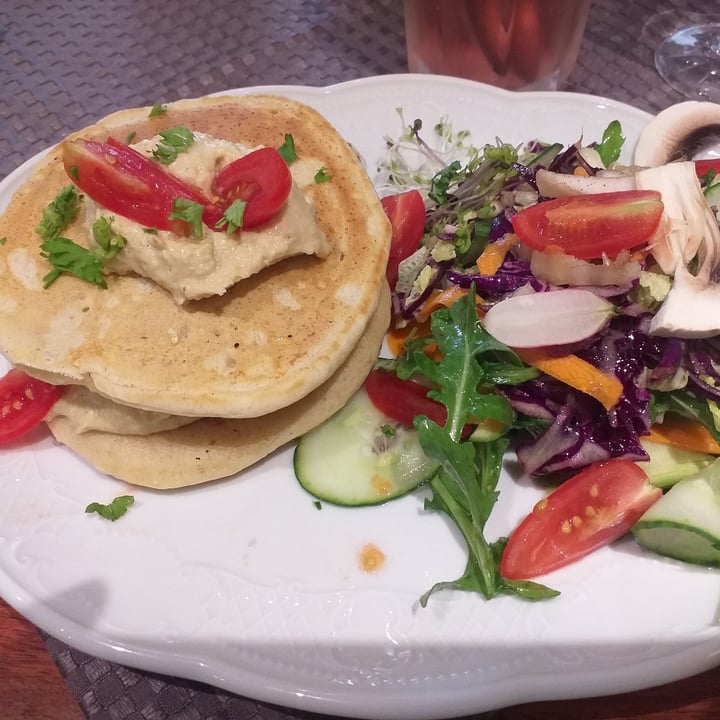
[295,111,720,604]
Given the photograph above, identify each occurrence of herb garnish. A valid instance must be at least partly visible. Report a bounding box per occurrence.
[152,125,194,164]
[0,237,6,246]
[35,186,109,288]
[36,185,82,242]
[314,167,332,184]
[277,133,297,164]
[124,130,137,145]
[149,103,167,117]
[40,237,106,288]
[85,495,135,521]
[169,198,204,238]
[215,199,247,234]
[91,217,126,259]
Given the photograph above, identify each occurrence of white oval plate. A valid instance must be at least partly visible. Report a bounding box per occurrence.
[1,74,719,720]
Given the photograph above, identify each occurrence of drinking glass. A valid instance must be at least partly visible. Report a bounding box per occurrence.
[652,12,720,102]
[403,0,592,92]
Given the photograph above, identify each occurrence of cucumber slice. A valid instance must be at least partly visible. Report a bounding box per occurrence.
[294,387,438,507]
[632,460,720,566]
[639,439,715,489]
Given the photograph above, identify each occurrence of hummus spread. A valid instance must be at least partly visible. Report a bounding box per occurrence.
[86,133,330,304]
[47,385,196,435]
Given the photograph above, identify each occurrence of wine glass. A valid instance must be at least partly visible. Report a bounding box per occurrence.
[651,12,720,102]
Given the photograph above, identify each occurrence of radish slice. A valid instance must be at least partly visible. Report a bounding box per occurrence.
[482,289,616,348]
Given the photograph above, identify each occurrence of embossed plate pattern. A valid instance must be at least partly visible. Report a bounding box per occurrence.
[1,75,720,720]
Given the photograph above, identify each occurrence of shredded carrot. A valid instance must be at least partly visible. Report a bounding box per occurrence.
[387,320,432,357]
[415,285,468,322]
[514,347,623,411]
[573,166,590,177]
[645,417,720,455]
[475,233,519,276]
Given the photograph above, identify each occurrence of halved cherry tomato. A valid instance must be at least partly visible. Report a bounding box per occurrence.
[211,147,292,229]
[0,369,65,444]
[364,369,446,428]
[380,189,426,289]
[695,159,720,178]
[500,458,661,579]
[63,138,223,234]
[511,190,664,260]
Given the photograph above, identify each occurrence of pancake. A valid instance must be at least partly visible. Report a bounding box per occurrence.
[0,94,390,418]
[46,283,390,489]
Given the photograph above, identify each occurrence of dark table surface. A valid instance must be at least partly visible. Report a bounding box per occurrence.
[1,0,720,718]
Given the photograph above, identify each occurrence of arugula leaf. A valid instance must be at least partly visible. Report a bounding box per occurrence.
[152,125,194,164]
[404,289,556,603]
[650,388,720,444]
[36,185,82,242]
[215,199,247,234]
[149,103,167,117]
[168,198,204,238]
[85,495,135,521]
[91,217,126,260]
[40,237,106,288]
[595,120,625,167]
[277,133,297,164]
[314,167,332,184]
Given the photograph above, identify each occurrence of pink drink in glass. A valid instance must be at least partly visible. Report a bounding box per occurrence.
[404,0,591,91]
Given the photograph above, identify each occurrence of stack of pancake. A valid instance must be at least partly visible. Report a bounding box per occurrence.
[0,95,391,488]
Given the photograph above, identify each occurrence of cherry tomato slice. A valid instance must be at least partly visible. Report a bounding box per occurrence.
[211,147,292,229]
[500,458,661,579]
[363,369,446,428]
[63,138,222,234]
[381,190,426,289]
[511,190,664,260]
[0,369,65,444]
[694,159,720,178]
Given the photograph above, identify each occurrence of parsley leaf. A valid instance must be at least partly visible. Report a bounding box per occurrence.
[85,495,135,521]
[169,198,205,238]
[314,167,332,184]
[0,237,6,246]
[40,237,106,288]
[149,103,167,117]
[277,133,297,164]
[35,185,82,242]
[152,125,194,164]
[215,199,247,234]
[91,217,126,259]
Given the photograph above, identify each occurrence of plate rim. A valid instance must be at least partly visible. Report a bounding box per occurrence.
[1,73,719,719]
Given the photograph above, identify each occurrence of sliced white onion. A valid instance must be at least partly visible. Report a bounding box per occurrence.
[535,168,636,198]
[482,288,616,348]
[530,249,641,287]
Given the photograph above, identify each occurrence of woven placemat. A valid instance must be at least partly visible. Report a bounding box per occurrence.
[0,0,716,718]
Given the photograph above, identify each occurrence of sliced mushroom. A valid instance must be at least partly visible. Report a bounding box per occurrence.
[634,101,720,167]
